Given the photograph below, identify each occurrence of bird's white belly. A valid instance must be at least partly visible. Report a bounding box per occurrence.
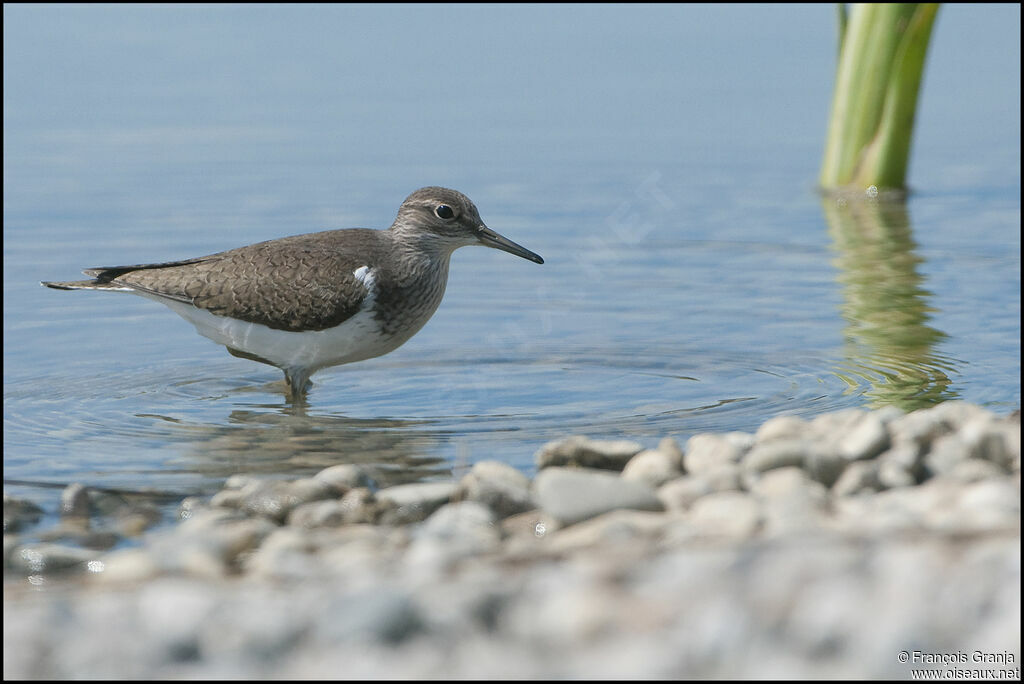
[149,295,400,372]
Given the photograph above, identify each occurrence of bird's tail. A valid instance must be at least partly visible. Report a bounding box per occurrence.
[41,279,134,291]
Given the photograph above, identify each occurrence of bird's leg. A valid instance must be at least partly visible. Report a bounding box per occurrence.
[283,368,312,401]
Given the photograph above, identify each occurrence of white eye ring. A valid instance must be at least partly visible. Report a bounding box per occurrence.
[434,204,455,220]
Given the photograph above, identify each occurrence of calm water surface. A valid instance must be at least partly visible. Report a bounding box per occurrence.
[3,5,1020,530]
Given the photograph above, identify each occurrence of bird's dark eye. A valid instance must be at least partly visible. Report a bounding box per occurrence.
[434,204,455,220]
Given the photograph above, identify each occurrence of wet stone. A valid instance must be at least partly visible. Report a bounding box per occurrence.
[877,459,917,489]
[959,417,1017,469]
[743,438,808,474]
[657,476,714,512]
[287,500,351,528]
[2,401,1019,679]
[802,442,848,488]
[755,415,809,442]
[237,478,339,523]
[3,493,44,534]
[621,447,684,488]
[500,510,560,543]
[405,501,500,568]
[60,483,91,519]
[945,459,1008,483]
[9,542,100,575]
[685,492,761,540]
[532,467,663,526]
[545,509,668,552]
[683,433,749,475]
[375,482,457,525]
[314,464,375,494]
[878,442,926,480]
[335,487,379,525]
[92,548,161,584]
[888,404,960,451]
[837,411,890,461]
[750,468,829,536]
[832,460,883,497]
[925,434,971,476]
[534,436,644,471]
[455,460,534,519]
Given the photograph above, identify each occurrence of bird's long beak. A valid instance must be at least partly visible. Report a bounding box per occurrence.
[477,225,544,264]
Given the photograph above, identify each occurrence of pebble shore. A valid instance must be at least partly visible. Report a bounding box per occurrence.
[4,401,1020,678]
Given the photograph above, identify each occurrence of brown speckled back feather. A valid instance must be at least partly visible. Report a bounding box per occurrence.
[84,229,390,332]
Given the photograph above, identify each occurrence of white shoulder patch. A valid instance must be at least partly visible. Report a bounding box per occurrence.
[353,266,376,302]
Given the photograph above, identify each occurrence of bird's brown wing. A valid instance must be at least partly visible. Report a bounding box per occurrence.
[101,230,382,332]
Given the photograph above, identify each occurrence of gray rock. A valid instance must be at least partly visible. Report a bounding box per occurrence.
[945,459,1008,483]
[546,509,668,552]
[243,527,323,580]
[657,476,714,512]
[316,589,425,645]
[3,493,44,533]
[802,442,848,488]
[924,433,970,476]
[657,436,685,463]
[750,468,829,536]
[810,408,866,439]
[9,542,100,575]
[755,415,809,442]
[160,509,278,576]
[832,460,882,497]
[60,483,91,519]
[237,478,339,523]
[532,467,663,525]
[953,479,1020,531]
[702,464,744,492]
[959,416,1018,470]
[376,482,457,525]
[222,473,265,490]
[405,501,500,568]
[335,487,379,525]
[685,492,761,540]
[887,402,977,451]
[877,442,925,480]
[93,548,162,583]
[455,460,534,518]
[500,510,560,543]
[534,436,644,471]
[314,464,375,494]
[743,438,808,474]
[877,459,917,489]
[622,447,684,488]
[209,488,246,510]
[837,412,890,461]
[684,433,749,474]
[287,499,351,528]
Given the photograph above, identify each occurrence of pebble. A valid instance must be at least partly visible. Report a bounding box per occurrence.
[405,501,500,569]
[454,461,534,518]
[9,542,100,575]
[683,432,750,474]
[831,459,882,497]
[532,467,664,525]
[534,436,644,470]
[656,476,714,512]
[60,483,91,519]
[314,464,375,493]
[621,445,683,488]
[227,478,338,523]
[743,438,807,473]
[375,482,457,525]
[3,402,1019,679]
[684,492,762,540]
[3,493,44,533]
